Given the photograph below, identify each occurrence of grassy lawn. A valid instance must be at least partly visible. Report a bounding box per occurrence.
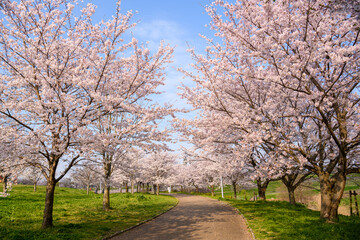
[209,177,360,207]
[0,184,177,240]
[226,199,360,240]
[192,181,284,200]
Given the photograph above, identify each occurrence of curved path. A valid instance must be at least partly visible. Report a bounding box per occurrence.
[110,194,253,240]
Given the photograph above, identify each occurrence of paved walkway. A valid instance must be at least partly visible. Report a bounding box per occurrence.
[110,194,253,240]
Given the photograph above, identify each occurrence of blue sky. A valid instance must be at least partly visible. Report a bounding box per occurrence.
[90,0,219,153]
[91,0,215,105]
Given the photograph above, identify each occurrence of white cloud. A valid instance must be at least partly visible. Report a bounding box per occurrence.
[132,19,198,107]
[131,19,206,153]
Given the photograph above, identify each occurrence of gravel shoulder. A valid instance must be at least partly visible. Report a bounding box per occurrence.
[109,194,253,240]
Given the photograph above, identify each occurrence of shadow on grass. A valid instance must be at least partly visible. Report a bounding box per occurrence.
[227,200,360,240]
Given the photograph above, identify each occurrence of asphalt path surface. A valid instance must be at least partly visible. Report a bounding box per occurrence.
[110,194,253,240]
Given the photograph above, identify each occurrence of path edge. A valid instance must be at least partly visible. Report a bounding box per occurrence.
[219,199,256,240]
[102,195,179,240]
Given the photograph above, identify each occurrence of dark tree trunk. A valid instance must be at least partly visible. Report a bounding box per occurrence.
[288,187,296,205]
[281,175,297,205]
[40,149,79,229]
[319,171,346,222]
[103,184,110,211]
[210,185,215,196]
[3,175,8,193]
[103,156,112,211]
[125,182,129,193]
[281,173,312,205]
[256,178,270,201]
[146,183,150,193]
[232,181,237,199]
[34,181,37,192]
[153,184,156,194]
[42,177,56,229]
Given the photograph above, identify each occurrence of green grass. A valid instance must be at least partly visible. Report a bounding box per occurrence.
[0,184,177,240]
[208,177,360,204]
[189,181,283,201]
[225,199,360,240]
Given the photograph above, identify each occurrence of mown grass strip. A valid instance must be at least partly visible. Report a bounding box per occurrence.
[0,185,177,240]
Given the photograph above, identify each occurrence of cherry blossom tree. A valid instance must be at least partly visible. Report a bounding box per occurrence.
[175,112,280,200]
[113,149,144,194]
[71,163,98,195]
[90,102,174,210]
[0,0,173,228]
[0,127,25,195]
[182,0,360,222]
[172,163,196,192]
[332,0,360,19]
[142,151,176,195]
[221,155,250,199]
[23,165,43,192]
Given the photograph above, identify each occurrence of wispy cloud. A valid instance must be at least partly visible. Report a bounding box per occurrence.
[131,19,205,153]
[132,19,199,106]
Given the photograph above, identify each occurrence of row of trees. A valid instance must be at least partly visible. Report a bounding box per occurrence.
[68,150,177,196]
[178,0,360,223]
[0,0,175,229]
[1,0,359,229]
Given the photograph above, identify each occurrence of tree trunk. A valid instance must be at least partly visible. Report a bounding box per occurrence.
[3,176,8,193]
[232,181,237,199]
[131,177,135,194]
[210,185,215,196]
[153,184,156,194]
[125,182,129,193]
[86,184,89,195]
[103,155,112,211]
[34,181,37,192]
[42,177,56,229]
[103,184,110,211]
[257,178,270,201]
[287,187,296,205]
[281,175,297,205]
[281,172,312,205]
[156,183,160,195]
[146,183,149,193]
[319,172,346,222]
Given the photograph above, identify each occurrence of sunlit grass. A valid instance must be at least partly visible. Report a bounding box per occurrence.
[187,181,283,200]
[226,199,360,240]
[0,184,177,240]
